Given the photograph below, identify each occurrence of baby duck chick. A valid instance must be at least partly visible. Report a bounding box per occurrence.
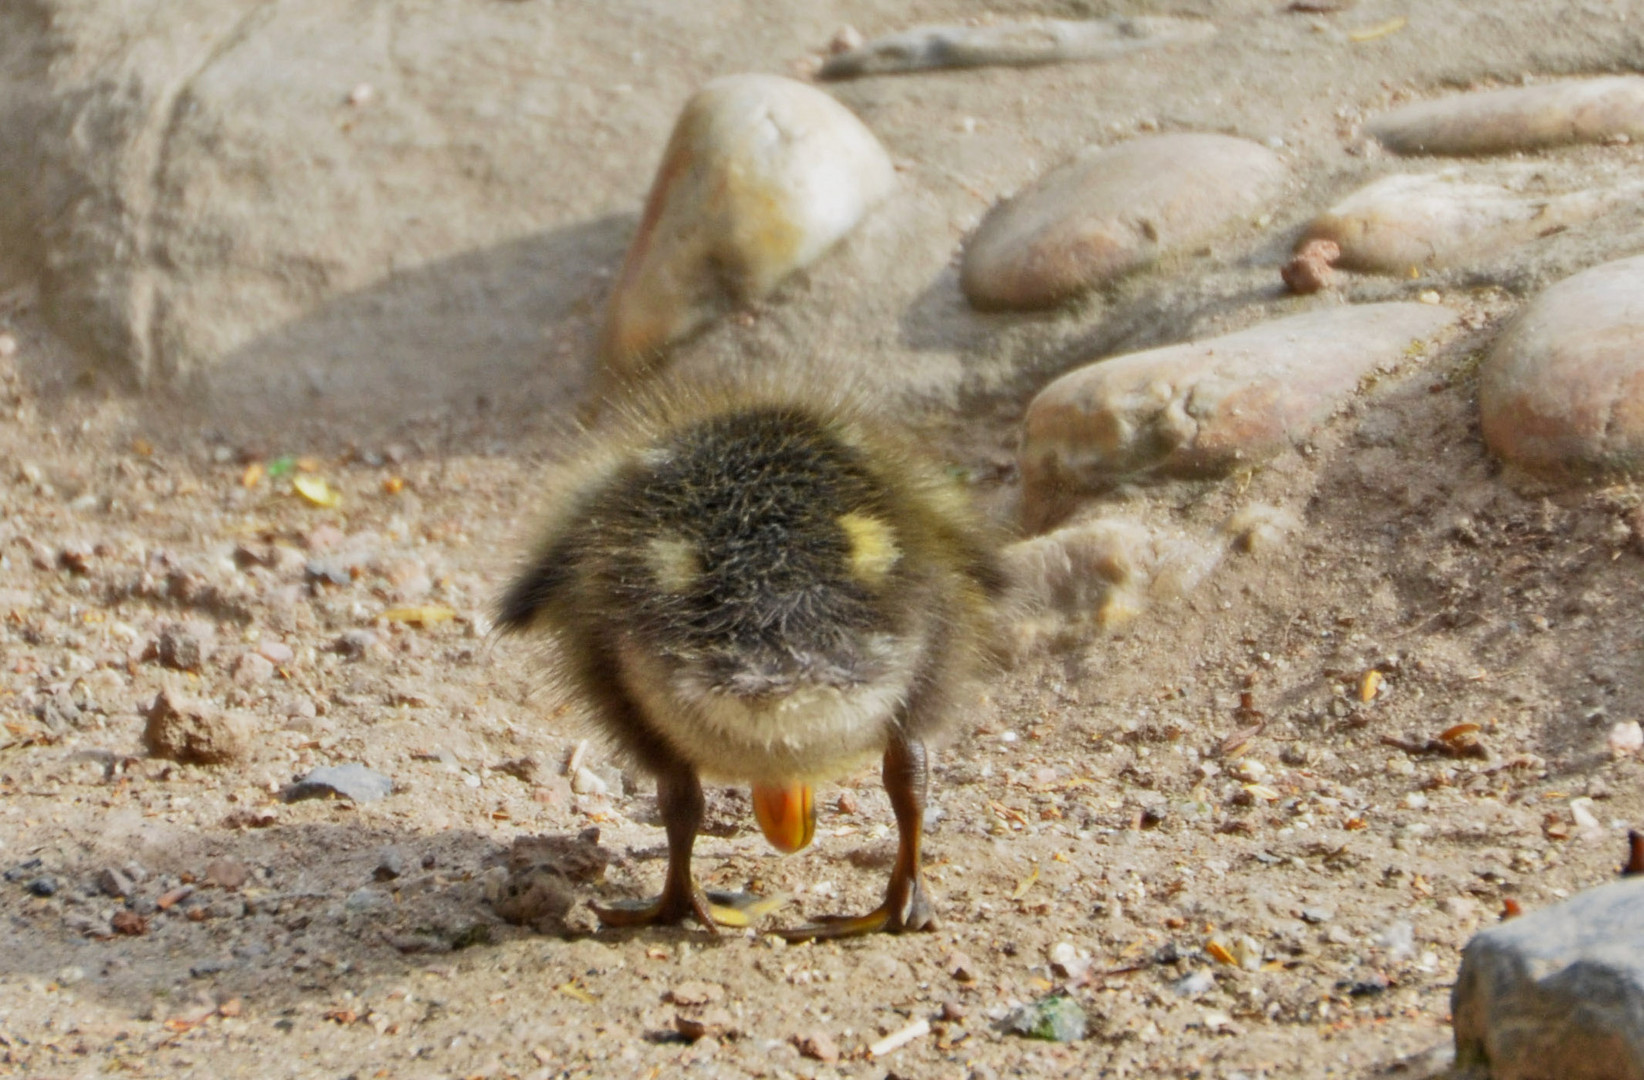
[497,390,1003,938]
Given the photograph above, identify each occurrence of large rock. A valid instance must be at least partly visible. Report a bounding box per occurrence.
[1369,76,1644,156]
[2,0,600,388]
[1453,878,1644,1080]
[0,2,860,404]
[1480,254,1644,473]
[960,134,1287,311]
[597,74,894,387]
[1303,169,1639,274]
[1020,303,1458,530]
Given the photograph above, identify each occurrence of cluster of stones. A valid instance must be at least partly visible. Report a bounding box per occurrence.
[607,72,1644,499]
[602,70,1644,645]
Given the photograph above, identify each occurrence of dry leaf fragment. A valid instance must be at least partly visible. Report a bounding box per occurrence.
[382,605,457,626]
[1220,722,1264,758]
[1349,15,1405,41]
[293,474,342,508]
[1011,865,1041,900]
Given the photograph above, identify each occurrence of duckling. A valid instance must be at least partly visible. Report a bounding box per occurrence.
[497,388,1003,938]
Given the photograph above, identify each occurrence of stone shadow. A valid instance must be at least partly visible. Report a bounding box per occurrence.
[0,814,726,1027]
[145,213,636,455]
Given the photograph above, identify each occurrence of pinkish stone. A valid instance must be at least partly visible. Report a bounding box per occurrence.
[960,134,1287,310]
[1303,170,1638,274]
[1480,255,1644,473]
[1020,303,1458,530]
[1369,76,1644,156]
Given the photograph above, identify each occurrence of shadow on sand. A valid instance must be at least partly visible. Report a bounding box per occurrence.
[144,213,637,455]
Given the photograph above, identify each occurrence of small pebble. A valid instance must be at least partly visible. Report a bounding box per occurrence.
[1281,238,1339,294]
[232,652,275,686]
[795,1030,840,1062]
[157,626,204,671]
[1378,920,1415,959]
[1608,720,1643,757]
[570,767,609,796]
[142,689,254,765]
[667,980,725,1007]
[285,763,394,803]
[96,866,136,898]
[111,910,148,936]
[333,629,378,658]
[257,640,296,666]
[374,848,405,881]
[1440,896,1479,921]
[203,857,249,890]
[26,875,59,897]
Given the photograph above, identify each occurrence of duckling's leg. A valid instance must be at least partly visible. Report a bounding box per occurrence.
[779,730,936,940]
[594,764,778,931]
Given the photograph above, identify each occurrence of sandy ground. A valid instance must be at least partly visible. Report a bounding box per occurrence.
[5,2,1644,1078]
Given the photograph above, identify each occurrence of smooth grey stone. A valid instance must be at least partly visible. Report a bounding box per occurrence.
[1454,878,1644,1079]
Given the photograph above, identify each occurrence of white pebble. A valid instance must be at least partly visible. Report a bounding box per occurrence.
[1608,720,1644,756]
[571,767,609,796]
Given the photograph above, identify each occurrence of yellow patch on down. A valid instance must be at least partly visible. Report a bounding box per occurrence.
[645,535,700,592]
[838,512,900,583]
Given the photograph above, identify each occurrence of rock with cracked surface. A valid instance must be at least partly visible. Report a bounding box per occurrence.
[1018,303,1458,530]
[1480,254,1644,474]
[1453,877,1644,1080]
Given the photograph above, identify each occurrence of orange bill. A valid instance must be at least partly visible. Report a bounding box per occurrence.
[751,781,815,854]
